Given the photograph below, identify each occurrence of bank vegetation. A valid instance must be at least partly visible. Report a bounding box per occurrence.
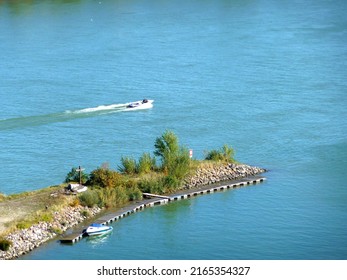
[0,130,254,252]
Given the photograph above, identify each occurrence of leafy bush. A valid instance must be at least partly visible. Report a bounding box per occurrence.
[112,185,129,206]
[138,178,165,194]
[153,130,190,187]
[0,239,12,251]
[78,190,102,208]
[127,186,143,201]
[118,156,137,175]
[205,144,235,163]
[96,185,130,208]
[167,147,191,180]
[154,130,179,170]
[163,175,181,192]
[205,149,224,161]
[137,152,156,174]
[88,167,122,188]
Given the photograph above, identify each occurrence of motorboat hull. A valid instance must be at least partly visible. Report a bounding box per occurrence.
[126,99,154,109]
[83,223,113,236]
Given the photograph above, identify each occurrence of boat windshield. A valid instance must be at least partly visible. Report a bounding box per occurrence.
[90,223,103,227]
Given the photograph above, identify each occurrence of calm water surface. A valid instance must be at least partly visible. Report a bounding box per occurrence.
[0,0,346,259]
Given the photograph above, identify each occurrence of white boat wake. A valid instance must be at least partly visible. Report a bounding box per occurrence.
[72,103,128,114]
[69,99,154,114]
[0,99,154,131]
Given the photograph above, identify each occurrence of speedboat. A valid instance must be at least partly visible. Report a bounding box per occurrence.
[126,99,154,109]
[83,223,113,236]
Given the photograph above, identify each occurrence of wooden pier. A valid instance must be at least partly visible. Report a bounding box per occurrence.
[59,176,266,243]
[59,231,84,244]
[142,193,170,199]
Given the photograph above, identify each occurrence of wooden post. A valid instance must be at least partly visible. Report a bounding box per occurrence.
[76,166,85,185]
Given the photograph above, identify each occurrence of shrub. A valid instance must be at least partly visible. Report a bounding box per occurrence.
[221,144,235,162]
[113,185,129,206]
[0,239,12,251]
[154,130,179,170]
[88,167,122,188]
[97,187,116,208]
[97,185,129,207]
[137,152,156,174]
[153,130,191,184]
[138,178,165,194]
[118,156,137,175]
[167,147,191,180]
[127,187,142,201]
[79,190,102,208]
[205,144,236,163]
[96,185,129,208]
[163,175,181,192]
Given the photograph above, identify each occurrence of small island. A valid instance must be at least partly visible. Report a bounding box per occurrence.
[0,130,266,260]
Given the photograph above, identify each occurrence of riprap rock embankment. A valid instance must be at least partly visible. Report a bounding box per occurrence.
[0,163,266,260]
[184,163,266,188]
[0,206,101,260]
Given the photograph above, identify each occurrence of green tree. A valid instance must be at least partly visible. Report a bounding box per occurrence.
[167,147,190,180]
[154,130,191,191]
[154,130,179,171]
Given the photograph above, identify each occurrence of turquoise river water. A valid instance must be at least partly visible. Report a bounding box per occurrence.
[0,0,346,260]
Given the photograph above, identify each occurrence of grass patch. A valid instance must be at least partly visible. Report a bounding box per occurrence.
[50,227,63,235]
[35,212,54,223]
[16,220,32,230]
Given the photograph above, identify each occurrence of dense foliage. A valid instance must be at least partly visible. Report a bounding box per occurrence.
[88,168,122,189]
[204,144,236,163]
[65,130,237,208]
[64,167,89,184]
[154,130,191,180]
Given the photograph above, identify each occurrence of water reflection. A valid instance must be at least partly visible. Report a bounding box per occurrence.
[84,231,113,247]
